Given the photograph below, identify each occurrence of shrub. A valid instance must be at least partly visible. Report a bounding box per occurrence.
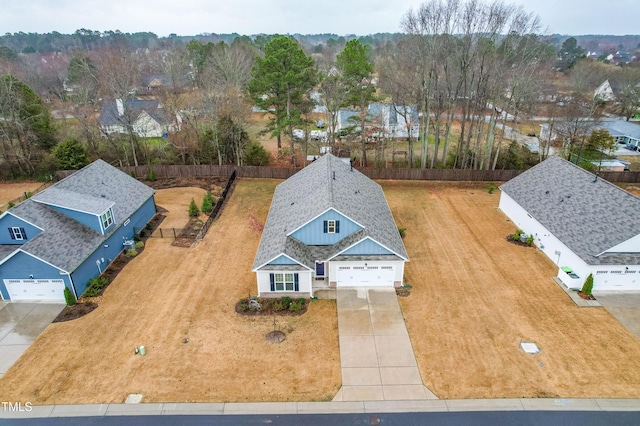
[272,300,284,312]
[513,229,523,241]
[525,234,534,246]
[145,223,153,230]
[487,184,496,194]
[64,286,76,306]
[188,198,200,217]
[398,227,406,238]
[582,273,594,295]
[149,169,157,181]
[7,201,14,208]
[126,249,138,257]
[135,241,145,249]
[289,298,305,312]
[83,276,109,297]
[281,296,292,309]
[244,143,270,166]
[130,171,136,178]
[201,192,214,213]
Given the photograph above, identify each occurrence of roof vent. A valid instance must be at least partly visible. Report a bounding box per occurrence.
[333,171,336,180]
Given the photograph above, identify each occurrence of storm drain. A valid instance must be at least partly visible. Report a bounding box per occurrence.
[520,341,540,354]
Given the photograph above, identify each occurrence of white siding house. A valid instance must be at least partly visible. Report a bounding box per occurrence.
[499,156,640,291]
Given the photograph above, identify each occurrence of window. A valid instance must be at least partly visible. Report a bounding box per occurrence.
[323,220,340,234]
[9,227,26,240]
[101,209,113,230]
[270,273,299,292]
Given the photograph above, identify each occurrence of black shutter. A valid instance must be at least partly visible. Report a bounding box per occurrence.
[269,273,275,292]
[335,220,340,233]
[8,228,15,240]
[294,273,299,292]
[323,220,328,233]
[20,227,26,239]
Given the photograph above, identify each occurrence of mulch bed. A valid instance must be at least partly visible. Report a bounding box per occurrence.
[235,297,309,316]
[172,216,204,247]
[53,302,98,323]
[506,234,533,247]
[578,291,597,300]
[143,176,228,192]
[396,287,411,297]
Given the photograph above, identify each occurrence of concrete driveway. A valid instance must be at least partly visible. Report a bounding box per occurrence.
[594,292,640,340]
[0,302,64,378]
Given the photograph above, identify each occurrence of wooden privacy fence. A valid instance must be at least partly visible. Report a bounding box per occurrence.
[58,164,640,183]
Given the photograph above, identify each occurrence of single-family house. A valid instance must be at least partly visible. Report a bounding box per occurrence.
[99,98,181,138]
[252,153,408,297]
[499,155,640,291]
[539,119,640,150]
[0,160,156,302]
[337,103,419,139]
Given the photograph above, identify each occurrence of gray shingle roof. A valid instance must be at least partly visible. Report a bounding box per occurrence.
[500,155,640,265]
[99,99,172,126]
[253,154,408,270]
[6,159,154,272]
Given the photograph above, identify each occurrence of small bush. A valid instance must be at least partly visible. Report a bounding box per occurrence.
[398,227,406,238]
[525,234,534,246]
[133,234,140,242]
[135,241,145,249]
[8,201,14,208]
[126,249,138,257]
[130,171,136,178]
[272,300,284,312]
[188,198,199,217]
[281,296,292,309]
[201,192,214,213]
[64,286,76,306]
[487,185,496,194]
[244,143,270,166]
[582,273,594,296]
[289,298,305,312]
[145,223,153,230]
[149,169,157,181]
[83,276,109,297]
[25,191,32,198]
[138,230,146,238]
[513,229,523,241]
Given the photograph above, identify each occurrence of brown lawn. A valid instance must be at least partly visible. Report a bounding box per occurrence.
[0,181,43,207]
[384,181,640,399]
[0,179,340,404]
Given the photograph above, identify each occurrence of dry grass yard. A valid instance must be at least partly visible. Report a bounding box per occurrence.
[0,181,43,206]
[384,181,640,399]
[0,179,341,404]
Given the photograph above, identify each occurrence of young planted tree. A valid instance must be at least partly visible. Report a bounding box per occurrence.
[248,36,316,162]
[336,39,376,166]
[587,128,616,171]
[188,198,199,217]
[581,273,594,296]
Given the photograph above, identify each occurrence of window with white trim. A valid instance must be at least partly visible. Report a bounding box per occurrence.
[101,209,113,230]
[9,226,26,240]
[327,220,336,233]
[270,273,299,292]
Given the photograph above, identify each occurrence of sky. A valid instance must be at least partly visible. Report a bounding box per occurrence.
[0,0,638,37]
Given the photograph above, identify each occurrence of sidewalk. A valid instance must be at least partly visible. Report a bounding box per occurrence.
[2,399,640,419]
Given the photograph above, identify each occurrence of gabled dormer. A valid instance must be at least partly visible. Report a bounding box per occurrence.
[288,208,362,246]
[31,188,115,235]
[0,212,43,245]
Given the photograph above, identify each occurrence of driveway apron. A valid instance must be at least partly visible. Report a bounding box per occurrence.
[333,288,438,401]
[0,302,64,378]
[594,292,640,339]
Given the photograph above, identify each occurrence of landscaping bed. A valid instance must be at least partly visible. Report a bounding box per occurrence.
[235,297,309,316]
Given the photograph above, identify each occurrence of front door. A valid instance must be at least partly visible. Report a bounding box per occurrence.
[315,262,325,277]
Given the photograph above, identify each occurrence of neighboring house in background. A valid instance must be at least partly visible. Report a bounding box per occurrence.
[0,160,156,302]
[499,156,640,291]
[337,102,419,139]
[252,153,408,298]
[539,120,640,150]
[145,75,167,92]
[99,98,182,138]
[594,80,616,102]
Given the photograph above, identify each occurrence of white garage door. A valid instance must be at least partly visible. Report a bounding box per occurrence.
[336,266,394,287]
[4,279,66,302]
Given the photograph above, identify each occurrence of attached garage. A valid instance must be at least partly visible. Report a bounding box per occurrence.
[3,279,65,302]
[336,265,396,287]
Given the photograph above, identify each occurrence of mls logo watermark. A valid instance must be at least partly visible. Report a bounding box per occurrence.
[2,402,33,412]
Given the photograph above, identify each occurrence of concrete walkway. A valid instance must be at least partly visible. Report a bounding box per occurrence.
[0,302,65,378]
[333,288,437,401]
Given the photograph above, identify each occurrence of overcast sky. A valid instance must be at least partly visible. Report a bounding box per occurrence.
[1,0,638,37]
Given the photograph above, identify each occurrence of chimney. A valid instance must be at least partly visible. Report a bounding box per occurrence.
[116,99,124,116]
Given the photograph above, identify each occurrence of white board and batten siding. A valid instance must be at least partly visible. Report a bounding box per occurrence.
[499,192,640,291]
[3,279,65,302]
[329,260,404,288]
[256,270,312,297]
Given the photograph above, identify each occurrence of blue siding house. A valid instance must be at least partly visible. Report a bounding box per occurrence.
[0,159,156,302]
[252,154,408,298]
